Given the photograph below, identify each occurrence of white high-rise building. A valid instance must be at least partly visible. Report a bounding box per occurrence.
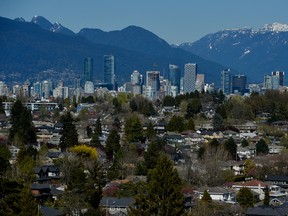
[0,81,8,96]
[183,63,197,94]
[84,81,94,93]
[131,70,143,85]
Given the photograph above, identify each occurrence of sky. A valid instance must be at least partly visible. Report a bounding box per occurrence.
[1,0,288,44]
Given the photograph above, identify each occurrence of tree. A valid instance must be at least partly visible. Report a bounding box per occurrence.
[95,118,103,137]
[90,118,103,148]
[9,99,36,145]
[244,159,256,176]
[237,187,254,208]
[166,115,185,132]
[113,97,121,112]
[162,95,175,107]
[86,125,92,138]
[212,113,224,130]
[16,145,37,183]
[70,144,98,160]
[185,118,195,131]
[201,189,212,202]
[59,112,79,151]
[224,137,237,160]
[107,150,127,180]
[105,129,120,161]
[185,98,202,119]
[135,138,166,175]
[16,186,39,216]
[256,139,269,155]
[145,121,156,139]
[263,186,270,206]
[67,160,86,192]
[124,114,143,143]
[241,139,249,147]
[129,156,185,215]
[0,97,5,114]
[0,144,11,177]
[85,160,106,210]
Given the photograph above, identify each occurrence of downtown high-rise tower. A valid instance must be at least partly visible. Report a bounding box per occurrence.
[183,63,197,94]
[104,55,116,90]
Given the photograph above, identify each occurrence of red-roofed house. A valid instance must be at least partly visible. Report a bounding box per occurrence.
[232,180,282,200]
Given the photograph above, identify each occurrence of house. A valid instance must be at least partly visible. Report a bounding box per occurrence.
[34,165,61,184]
[200,130,223,140]
[30,184,52,203]
[264,174,288,189]
[8,145,20,160]
[269,145,285,154]
[100,197,135,215]
[194,187,236,203]
[221,161,245,175]
[246,203,288,216]
[234,121,257,132]
[239,132,258,139]
[271,121,288,132]
[237,145,256,159]
[163,132,184,144]
[40,206,64,216]
[232,180,282,200]
[269,196,288,206]
[183,132,204,146]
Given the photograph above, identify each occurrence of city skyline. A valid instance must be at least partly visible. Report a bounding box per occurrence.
[1,0,288,44]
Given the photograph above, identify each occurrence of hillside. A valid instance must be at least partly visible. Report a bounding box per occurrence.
[0,16,227,85]
[178,23,288,83]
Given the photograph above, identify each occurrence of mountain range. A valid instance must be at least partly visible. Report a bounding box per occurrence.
[1,15,288,86]
[0,16,225,86]
[177,23,288,83]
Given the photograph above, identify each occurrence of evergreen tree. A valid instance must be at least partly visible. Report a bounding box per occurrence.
[241,139,249,147]
[9,99,36,145]
[185,118,195,131]
[136,138,166,175]
[166,115,185,132]
[124,114,143,143]
[16,186,38,216]
[129,99,137,112]
[256,139,269,155]
[212,113,224,130]
[224,137,237,160]
[95,118,103,137]
[0,144,11,177]
[145,121,156,139]
[0,97,5,114]
[59,112,79,151]
[90,118,103,148]
[263,186,270,206]
[202,189,212,202]
[237,187,254,209]
[86,125,92,138]
[162,95,175,107]
[129,156,185,215]
[185,98,202,119]
[105,129,120,161]
[67,160,86,192]
[85,160,106,210]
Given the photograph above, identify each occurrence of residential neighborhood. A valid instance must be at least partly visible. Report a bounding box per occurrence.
[2,89,288,216]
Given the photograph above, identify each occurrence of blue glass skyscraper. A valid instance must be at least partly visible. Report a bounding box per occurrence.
[104,55,116,90]
[84,57,93,84]
[169,64,181,93]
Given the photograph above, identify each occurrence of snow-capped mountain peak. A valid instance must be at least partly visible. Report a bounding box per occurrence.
[260,22,288,32]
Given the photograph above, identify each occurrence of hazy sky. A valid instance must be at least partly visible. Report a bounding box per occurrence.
[1,0,288,44]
